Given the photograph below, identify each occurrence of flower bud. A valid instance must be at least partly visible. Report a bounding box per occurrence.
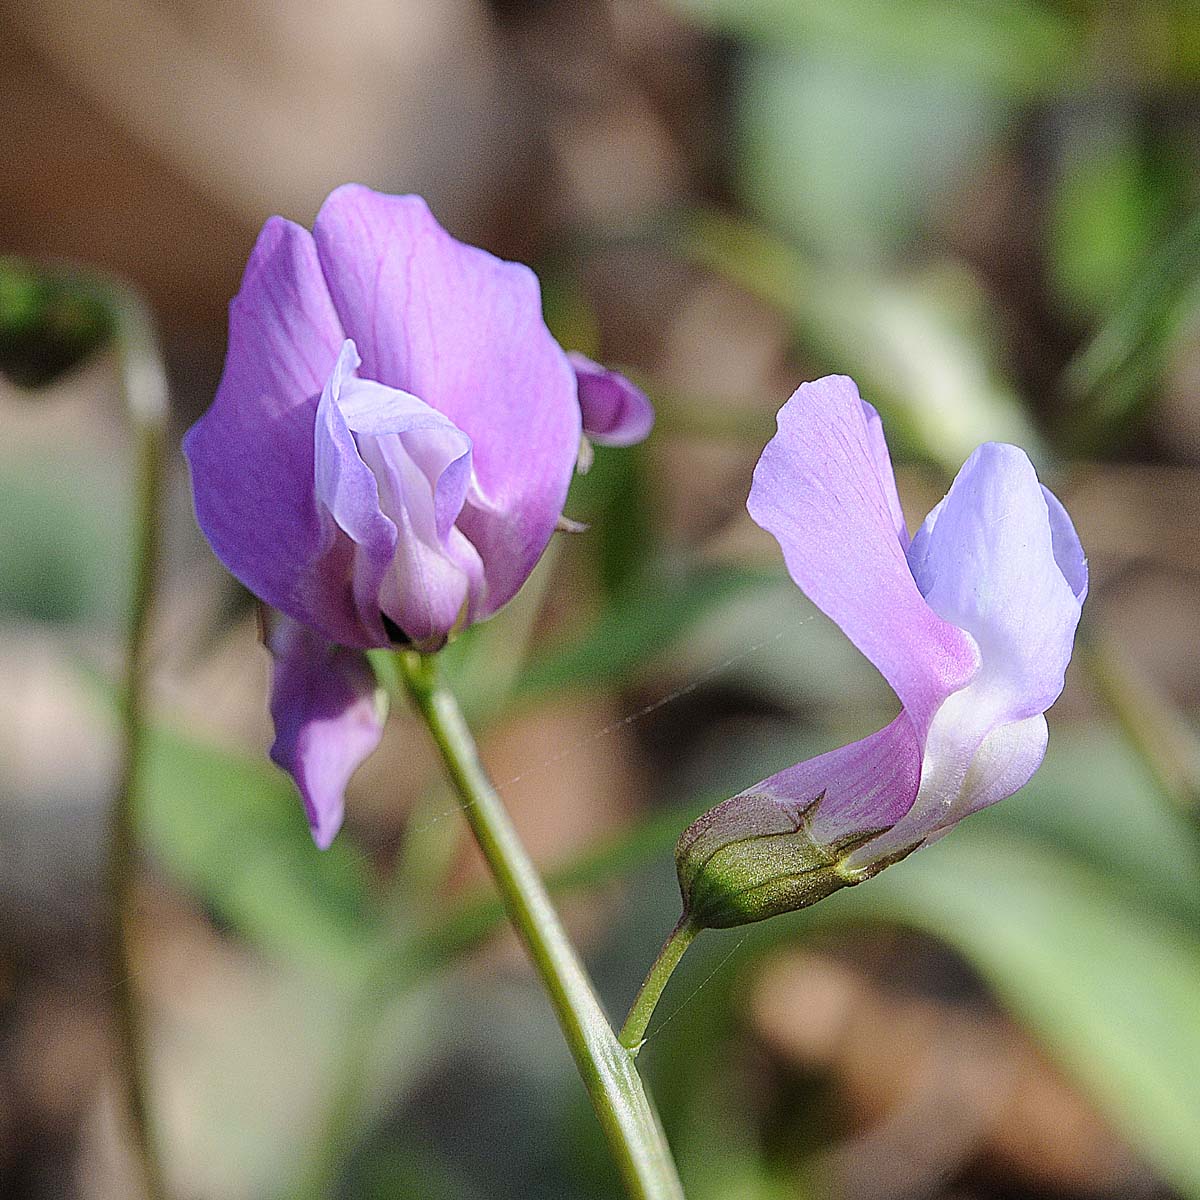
[675,791,916,930]
[0,258,112,389]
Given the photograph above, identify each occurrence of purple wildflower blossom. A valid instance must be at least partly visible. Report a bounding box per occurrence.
[183,185,651,847]
[569,352,654,447]
[677,375,1086,927]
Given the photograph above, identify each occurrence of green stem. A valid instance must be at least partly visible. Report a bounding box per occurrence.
[619,918,699,1053]
[397,652,686,1200]
[105,284,170,1199]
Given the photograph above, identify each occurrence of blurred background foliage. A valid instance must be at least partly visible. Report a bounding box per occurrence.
[2,0,1200,1198]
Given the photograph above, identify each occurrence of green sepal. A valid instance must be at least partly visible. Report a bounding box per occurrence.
[675,789,914,930]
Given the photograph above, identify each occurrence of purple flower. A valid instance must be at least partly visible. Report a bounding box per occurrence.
[676,376,1086,928]
[569,353,654,448]
[183,185,651,847]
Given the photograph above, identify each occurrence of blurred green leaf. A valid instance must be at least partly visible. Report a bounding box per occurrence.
[1049,125,1175,316]
[138,723,385,974]
[977,726,1200,927]
[0,457,131,624]
[739,50,998,261]
[541,271,603,360]
[567,441,657,598]
[844,829,1200,1199]
[1063,206,1200,450]
[350,1147,471,1200]
[514,564,775,701]
[672,576,891,722]
[1079,637,1200,837]
[677,1068,802,1200]
[681,212,1040,470]
[672,0,1079,95]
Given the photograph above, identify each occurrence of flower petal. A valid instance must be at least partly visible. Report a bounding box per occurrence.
[360,431,482,646]
[952,712,1049,821]
[1043,485,1089,603]
[316,340,480,648]
[266,614,385,849]
[314,342,399,644]
[182,217,367,644]
[849,447,1086,862]
[749,711,924,844]
[906,443,1084,732]
[747,376,977,731]
[673,714,925,927]
[568,352,655,446]
[312,185,581,618]
[862,400,909,544]
[846,712,1049,867]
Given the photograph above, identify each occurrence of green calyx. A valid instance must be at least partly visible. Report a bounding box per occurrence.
[675,791,918,930]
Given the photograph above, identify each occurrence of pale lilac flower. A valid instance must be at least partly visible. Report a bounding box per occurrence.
[183,185,651,846]
[677,375,1086,928]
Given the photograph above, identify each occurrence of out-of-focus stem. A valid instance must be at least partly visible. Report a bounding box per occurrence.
[106,283,170,1200]
[397,651,686,1200]
[1080,633,1200,827]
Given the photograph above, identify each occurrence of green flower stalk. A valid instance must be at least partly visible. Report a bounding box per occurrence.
[397,653,684,1200]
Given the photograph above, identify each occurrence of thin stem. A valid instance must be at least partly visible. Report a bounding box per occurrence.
[619,917,699,1052]
[105,282,170,1200]
[397,652,686,1200]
